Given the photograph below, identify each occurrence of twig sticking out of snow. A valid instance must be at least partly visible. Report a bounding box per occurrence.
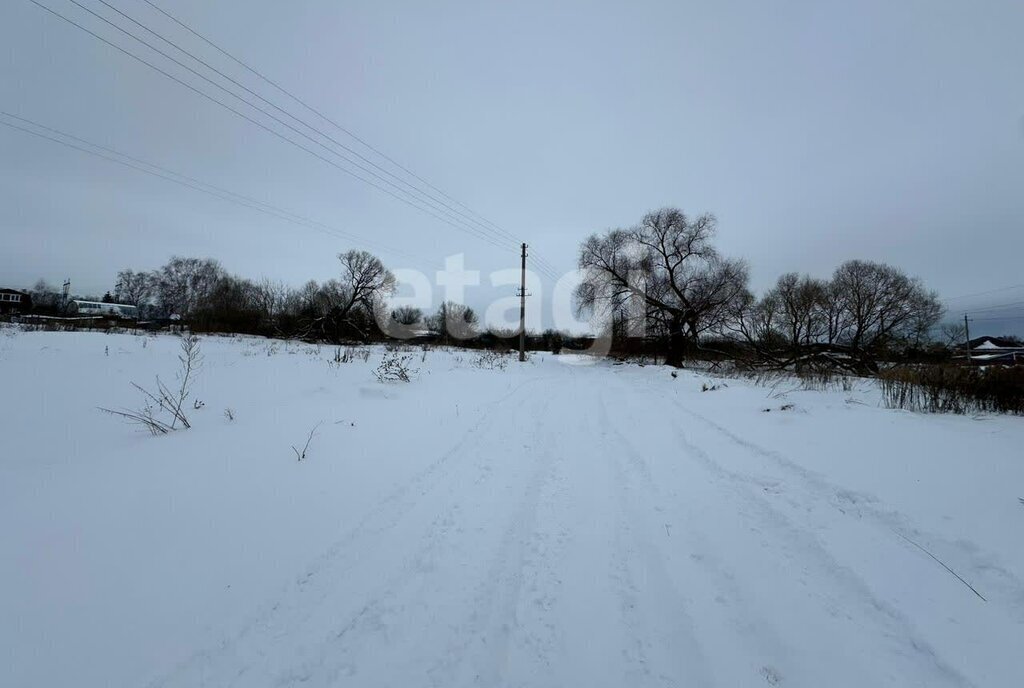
[895,531,986,602]
[99,336,202,435]
[99,403,173,435]
[292,422,323,461]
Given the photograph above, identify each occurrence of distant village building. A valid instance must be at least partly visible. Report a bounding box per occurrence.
[967,336,1024,366]
[66,300,138,319]
[0,288,32,315]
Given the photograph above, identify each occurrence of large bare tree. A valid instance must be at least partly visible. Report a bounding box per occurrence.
[299,250,396,341]
[114,269,155,308]
[829,260,941,354]
[154,257,225,318]
[576,207,749,367]
[731,273,829,360]
[252,278,290,328]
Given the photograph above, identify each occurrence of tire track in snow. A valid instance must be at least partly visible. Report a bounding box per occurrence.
[603,378,973,687]
[420,390,562,687]
[301,376,576,687]
[595,386,716,687]
[595,406,843,686]
[596,383,806,686]
[660,390,1024,622]
[422,369,623,687]
[148,375,555,688]
[669,429,972,687]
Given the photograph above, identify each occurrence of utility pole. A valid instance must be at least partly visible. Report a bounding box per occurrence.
[963,313,972,366]
[518,243,527,362]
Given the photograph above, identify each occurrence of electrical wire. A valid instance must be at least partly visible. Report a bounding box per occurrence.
[95,0,538,259]
[72,0,525,253]
[961,300,1024,314]
[27,0,534,261]
[969,315,1024,322]
[0,111,436,267]
[137,0,561,277]
[943,284,1024,303]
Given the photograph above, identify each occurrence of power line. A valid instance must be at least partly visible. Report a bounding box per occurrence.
[23,0,484,247]
[27,0,533,262]
[0,111,434,266]
[943,283,1024,302]
[137,0,521,242]
[969,315,1024,322]
[69,0,525,255]
[87,0,559,277]
[137,0,560,276]
[961,300,1024,314]
[0,114,420,263]
[94,0,537,259]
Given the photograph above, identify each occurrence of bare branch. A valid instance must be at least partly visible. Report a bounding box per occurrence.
[292,422,323,461]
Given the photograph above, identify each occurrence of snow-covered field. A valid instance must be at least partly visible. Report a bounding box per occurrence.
[1,328,1022,688]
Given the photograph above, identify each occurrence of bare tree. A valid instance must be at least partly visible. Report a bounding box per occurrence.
[296,279,321,312]
[731,261,943,372]
[733,273,829,361]
[299,250,396,341]
[114,269,155,308]
[342,250,396,303]
[775,274,828,350]
[426,301,479,342]
[253,278,290,328]
[821,279,848,346]
[938,321,968,349]
[727,289,782,359]
[30,279,61,312]
[195,274,262,332]
[154,257,226,318]
[829,260,942,358]
[576,207,749,367]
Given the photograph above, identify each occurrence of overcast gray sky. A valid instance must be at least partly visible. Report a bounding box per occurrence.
[2,0,1023,332]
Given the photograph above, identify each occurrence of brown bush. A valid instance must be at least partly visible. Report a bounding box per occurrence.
[879,365,1024,415]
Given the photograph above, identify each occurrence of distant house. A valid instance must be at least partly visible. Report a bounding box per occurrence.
[66,300,138,319]
[967,336,1024,366]
[970,335,1022,349]
[0,288,32,315]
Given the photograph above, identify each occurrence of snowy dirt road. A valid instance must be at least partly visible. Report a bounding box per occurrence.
[145,367,1017,688]
[2,331,1023,687]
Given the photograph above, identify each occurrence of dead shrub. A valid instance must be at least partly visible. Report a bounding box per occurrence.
[794,366,854,392]
[327,346,369,368]
[474,350,510,370]
[374,351,416,383]
[879,365,1024,415]
[100,335,203,434]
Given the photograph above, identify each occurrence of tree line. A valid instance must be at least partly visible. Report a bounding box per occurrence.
[26,251,506,345]
[576,207,945,370]
[23,205,961,368]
